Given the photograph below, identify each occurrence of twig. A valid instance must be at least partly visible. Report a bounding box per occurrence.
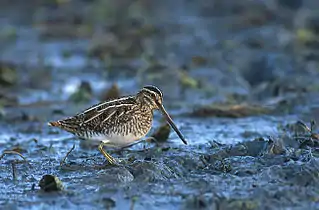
[296,120,311,132]
[0,150,28,162]
[130,196,138,210]
[11,162,17,181]
[60,144,76,166]
[0,150,32,168]
[310,120,316,133]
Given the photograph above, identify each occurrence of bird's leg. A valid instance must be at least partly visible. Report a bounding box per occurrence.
[98,142,118,165]
[60,143,76,166]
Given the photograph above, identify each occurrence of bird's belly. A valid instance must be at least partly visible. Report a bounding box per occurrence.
[88,133,143,147]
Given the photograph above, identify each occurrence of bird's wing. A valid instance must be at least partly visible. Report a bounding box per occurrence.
[79,97,138,128]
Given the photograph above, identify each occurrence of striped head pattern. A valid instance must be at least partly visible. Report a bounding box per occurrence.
[137,85,188,145]
[137,85,163,109]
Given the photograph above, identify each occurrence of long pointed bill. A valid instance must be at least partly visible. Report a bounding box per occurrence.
[158,104,188,145]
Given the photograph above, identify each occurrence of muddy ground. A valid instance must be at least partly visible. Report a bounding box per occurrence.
[1,0,319,209]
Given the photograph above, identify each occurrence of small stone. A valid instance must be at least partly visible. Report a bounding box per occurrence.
[102,197,116,209]
[39,174,64,192]
[0,62,18,86]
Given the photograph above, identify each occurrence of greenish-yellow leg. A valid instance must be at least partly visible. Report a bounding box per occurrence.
[98,142,118,165]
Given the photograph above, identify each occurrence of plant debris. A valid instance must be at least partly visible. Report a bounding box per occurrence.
[151,123,171,142]
[191,56,208,66]
[188,103,271,118]
[100,83,121,101]
[292,120,319,147]
[69,81,93,103]
[39,174,64,192]
[11,162,17,181]
[0,150,28,162]
[0,91,18,107]
[102,197,116,209]
[179,70,200,89]
[0,62,18,86]
[60,144,76,166]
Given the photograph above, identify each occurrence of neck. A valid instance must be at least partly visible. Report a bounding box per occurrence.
[135,95,157,110]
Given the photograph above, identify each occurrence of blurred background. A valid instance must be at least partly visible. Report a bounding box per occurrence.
[1,0,319,209]
[1,0,319,109]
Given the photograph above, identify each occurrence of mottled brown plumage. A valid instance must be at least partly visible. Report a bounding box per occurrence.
[48,85,187,165]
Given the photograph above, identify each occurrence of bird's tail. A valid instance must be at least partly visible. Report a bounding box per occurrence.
[48,117,80,133]
[48,121,61,127]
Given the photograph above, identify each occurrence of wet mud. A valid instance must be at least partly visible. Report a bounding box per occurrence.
[1,0,319,209]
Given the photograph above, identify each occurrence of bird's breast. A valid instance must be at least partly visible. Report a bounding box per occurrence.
[85,132,145,148]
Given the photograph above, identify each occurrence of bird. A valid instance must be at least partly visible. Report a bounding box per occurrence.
[48,85,188,165]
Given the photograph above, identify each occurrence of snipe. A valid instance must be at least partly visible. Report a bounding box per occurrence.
[48,85,187,165]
